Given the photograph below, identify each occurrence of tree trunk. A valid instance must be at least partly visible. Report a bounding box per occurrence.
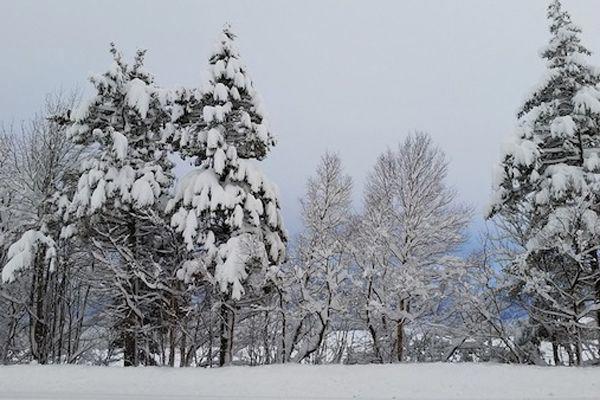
[168,324,176,367]
[366,268,383,363]
[123,220,139,367]
[574,325,582,367]
[566,343,574,366]
[396,298,407,363]
[123,314,137,366]
[278,288,286,364]
[31,253,48,364]
[180,330,187,367]
[592,251,600,359]
[219,303,234,366]
[396,319,404,363]
[551,334,560,366]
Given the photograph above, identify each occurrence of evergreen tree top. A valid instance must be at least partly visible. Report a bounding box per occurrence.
[67,45,169,152]
[64,45,173,220]
[166,25,286,300]
[543,0,591,65]
[210,23,240,63]
[168,24,275,162]
[489,0,600,219]
[519,0,599,119]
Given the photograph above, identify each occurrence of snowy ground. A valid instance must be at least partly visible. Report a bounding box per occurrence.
[0,363,598,400]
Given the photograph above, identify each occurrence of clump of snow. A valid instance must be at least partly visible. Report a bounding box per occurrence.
[213,148,226,174]
[90,179,107,212]
[111,130,128,161]
[550,116,577,138]
[182,210,198,250]
[502,137,538,167]
[214,235,252,300]
[60,224,77,240]
[584,151,600,171]
[70,97,94,122]
[206,128,221,149]
[131,175,156,207]
[213,83,229,102]
[126,78,151,119]
[2,230,56,283]
[574,86,600,114]
[546,164,587,197]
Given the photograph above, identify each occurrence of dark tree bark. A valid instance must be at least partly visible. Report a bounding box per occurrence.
[31,253,49,364]
[551,334,560,366]
[219,303,234,366]
[123,219,139,367]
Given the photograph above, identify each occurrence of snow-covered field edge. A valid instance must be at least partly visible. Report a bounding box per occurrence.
[0,363,598,400]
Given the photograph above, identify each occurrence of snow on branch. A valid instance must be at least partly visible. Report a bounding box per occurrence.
[2,230,57,283]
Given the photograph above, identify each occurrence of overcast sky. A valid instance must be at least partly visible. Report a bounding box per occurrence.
[1,0,600,237]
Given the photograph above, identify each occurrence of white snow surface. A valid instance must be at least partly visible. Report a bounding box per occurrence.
[0,363,598,400]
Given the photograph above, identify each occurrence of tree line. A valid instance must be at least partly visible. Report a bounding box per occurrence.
[1,0,599,367]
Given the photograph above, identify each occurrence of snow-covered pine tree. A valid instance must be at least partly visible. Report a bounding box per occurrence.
[489,0,600,364]
[64,45,175,366]
[166,25,286,366]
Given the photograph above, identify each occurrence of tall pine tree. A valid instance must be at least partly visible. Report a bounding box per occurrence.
[489,0,600,364]
[64,45,175,366]
[166,25,286,366]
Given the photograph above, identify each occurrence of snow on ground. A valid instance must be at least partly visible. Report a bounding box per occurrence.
[0,363,598,400]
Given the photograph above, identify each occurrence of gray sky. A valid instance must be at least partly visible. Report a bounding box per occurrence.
[1,0,600,237]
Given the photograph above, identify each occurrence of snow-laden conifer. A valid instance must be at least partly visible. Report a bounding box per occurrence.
[64,45,175,366]
[66,45,173,220]
[489,0,600,363]
[167,26,286,300]
[165,25,286,365]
